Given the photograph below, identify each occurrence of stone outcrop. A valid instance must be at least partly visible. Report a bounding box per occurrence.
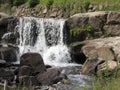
[66,11,120,43]
[79,37,120,75]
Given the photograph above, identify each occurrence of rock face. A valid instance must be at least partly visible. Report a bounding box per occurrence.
[66,11,120,44]
[80,37,120,75]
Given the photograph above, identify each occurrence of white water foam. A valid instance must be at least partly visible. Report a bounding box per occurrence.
[16,17,72,66]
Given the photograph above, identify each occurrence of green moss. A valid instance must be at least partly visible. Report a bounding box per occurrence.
[70,24,93,38]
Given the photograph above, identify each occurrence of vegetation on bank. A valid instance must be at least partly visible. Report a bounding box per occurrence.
[0,0,120,15]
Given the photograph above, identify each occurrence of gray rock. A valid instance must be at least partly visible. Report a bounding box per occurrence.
[0,47,18,62]
[0,68,14,82]
[104,25,120,36]
[37,68,63,85]
[107,11,120,24]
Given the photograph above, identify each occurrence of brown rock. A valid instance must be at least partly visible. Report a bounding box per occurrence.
[20,53,46,75]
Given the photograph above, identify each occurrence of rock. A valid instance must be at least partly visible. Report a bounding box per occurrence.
[0,17,18,41]
[50,12,57,18]
[19,76,40,86]
[66,11,108,43]
[66,11,107,29]
[2,32,19,44]
[0,59,6,68]
[61,79,71,84]
[88,12,107,30]
[0,12,9,19]
[19,65,33,76]
[97,60,117,72]
[20,53,46,75]
[0,68,14,82]
[37,68,62,85]
[66,14,89,29]
[107,11,120,24]
[0,47,18,62]
[48,86,55,90]
[80,37,120,75]
[104,25,120,36]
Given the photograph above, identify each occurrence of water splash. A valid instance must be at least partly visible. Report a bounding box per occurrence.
[17,17,71,66]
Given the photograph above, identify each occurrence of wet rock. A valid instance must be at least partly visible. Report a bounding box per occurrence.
[0,47,17,62]
[19,76,40,86]
[37,68,63,85]
[20,53,46,75]
[2,32,19,44]
[0,59,6,68]
[0,17,18,41]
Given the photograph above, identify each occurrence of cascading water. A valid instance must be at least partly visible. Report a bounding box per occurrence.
[16,17,71,66]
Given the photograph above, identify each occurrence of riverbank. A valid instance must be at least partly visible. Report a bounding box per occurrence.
[0,0,120,18]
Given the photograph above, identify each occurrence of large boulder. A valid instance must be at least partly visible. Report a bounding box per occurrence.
[20,53,46,75]
[79,37,120,75]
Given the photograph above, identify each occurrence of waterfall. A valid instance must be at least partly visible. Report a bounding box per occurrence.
[16,17,71,66]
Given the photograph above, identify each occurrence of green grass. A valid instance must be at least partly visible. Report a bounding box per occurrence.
[0,0,120,15]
